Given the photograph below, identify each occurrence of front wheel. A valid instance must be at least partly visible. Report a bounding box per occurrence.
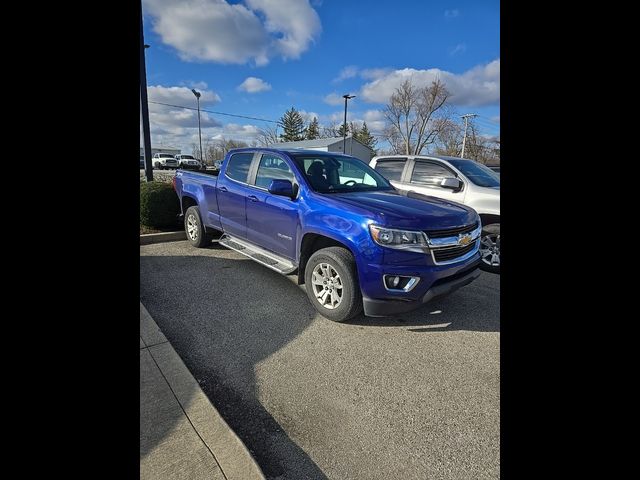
[479,223,500,274]
[184,206,213,248]
[304,247,363,322]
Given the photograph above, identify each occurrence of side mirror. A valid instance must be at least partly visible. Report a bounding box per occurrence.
[441,177,462,191]
[268,179,296,199]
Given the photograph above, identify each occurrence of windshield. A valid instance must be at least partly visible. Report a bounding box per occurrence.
[181,155,195,160]
[159,154,174,158]
[447,159,500,188]
[291,154,393,193]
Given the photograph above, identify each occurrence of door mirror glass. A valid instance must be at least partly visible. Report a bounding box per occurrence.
[440,177,462,190]
[268,179,295,199]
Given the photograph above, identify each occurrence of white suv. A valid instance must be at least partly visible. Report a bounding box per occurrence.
[371,155,500,273]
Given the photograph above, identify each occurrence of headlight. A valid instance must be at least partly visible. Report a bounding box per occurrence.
[369,225,428,250]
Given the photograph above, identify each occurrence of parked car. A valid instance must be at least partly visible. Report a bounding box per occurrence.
[174,148,483,322]
[370,155,500,274]
[140,155,145,169]
[175,154,202,170]
[153,152,179,170]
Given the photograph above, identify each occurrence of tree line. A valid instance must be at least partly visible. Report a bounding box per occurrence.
[193,78,499,165]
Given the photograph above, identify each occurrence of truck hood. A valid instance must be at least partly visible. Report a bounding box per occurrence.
[328,189,477,230]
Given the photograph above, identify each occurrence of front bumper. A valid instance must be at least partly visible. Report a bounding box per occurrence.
[361,259,482,317]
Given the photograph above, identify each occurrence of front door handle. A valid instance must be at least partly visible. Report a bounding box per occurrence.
[219,186,228,192]
[247,195,259,202]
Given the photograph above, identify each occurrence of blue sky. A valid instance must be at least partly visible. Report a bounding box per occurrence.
[141,0,500,152]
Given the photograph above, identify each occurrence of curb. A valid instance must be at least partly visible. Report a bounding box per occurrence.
[140,303,266,480]
[140,231,186,245]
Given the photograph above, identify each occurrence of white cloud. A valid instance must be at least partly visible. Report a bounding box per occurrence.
[142,85,224,150]
[491,115,500,123]
[362,110,386,133]
[444,9,459,18]
[333,65,358,83]
[147,85,221,106]
[359,59,500,107]
[299,110,320,123]
[323,93,346,106]
[237,77,272,93]
[143,0,321,66]
[360,68,393,80]
[449,43,466,56]
[189,81,208,90]
[246,0,322,60]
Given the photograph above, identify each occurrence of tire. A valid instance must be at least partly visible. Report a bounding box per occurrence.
[184,206,213,248]
[479,223,500,274]
[304,247,363,322]
[154,162,160,170]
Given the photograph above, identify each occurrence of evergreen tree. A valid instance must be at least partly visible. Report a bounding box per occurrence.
[279,107,306,141]
[337,122,349,138]
[356,122,377,150]
[306,117,320,140]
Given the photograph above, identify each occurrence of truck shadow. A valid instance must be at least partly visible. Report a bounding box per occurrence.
[140,248,499,478]
[140,252,329,479]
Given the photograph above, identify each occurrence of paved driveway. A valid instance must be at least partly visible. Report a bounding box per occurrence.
[140,241,500,479]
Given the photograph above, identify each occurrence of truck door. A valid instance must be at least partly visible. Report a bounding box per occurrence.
[245,153,299,260]
[216,152,255,239]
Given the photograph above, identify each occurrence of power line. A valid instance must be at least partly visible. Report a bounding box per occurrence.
[148,100,281,125]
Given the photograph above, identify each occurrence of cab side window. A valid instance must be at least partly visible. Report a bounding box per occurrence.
[410,161,454,187]
[254,154,295,189]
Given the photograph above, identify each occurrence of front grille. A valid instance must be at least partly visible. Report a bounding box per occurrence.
[432,240,478,263]
[424,222,478,239]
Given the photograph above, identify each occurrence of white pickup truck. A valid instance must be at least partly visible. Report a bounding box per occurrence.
[153,153,179,170]
[371,155,500,273]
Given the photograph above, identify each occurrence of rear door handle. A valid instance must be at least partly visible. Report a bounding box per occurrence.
[219,186,228,192]
[247,195,259,202]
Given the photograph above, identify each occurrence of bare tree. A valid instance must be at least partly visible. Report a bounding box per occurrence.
[321,122,340,138]
[256,126,280,146]
[383,78,451,155]
[463,125,500,164]
[434,119,464,157]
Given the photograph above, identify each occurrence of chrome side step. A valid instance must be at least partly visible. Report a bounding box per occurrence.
[219,234,297,275]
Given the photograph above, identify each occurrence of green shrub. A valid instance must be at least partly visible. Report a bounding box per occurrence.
[140,181,180,228]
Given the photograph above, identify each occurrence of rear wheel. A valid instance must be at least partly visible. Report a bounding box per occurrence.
[304,247,363,322]
[184,206,213,248]
[479,223,500,274]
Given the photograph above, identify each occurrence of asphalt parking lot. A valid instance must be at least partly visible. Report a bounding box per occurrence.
[140,240,500,480]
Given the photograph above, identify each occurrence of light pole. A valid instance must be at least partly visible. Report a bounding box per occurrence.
[342,94,355,153]
[192,89,203,165]
[460,113,477,158]
[140,13,153,181]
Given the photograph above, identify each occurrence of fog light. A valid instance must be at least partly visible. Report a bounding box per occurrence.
[384,275,420,291]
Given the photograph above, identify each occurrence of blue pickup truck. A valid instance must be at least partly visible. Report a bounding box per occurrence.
[174,148,482,322]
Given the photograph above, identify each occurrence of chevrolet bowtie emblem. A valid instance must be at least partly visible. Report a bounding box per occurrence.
[457,233,473,246]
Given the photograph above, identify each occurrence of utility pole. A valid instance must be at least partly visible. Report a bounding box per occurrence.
[460,113,477,158]
[342,94,355,153]
[140,7,153,181]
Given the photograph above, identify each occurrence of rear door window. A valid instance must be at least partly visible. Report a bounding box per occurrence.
[225,153,254,183]
[374,158,407,181]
